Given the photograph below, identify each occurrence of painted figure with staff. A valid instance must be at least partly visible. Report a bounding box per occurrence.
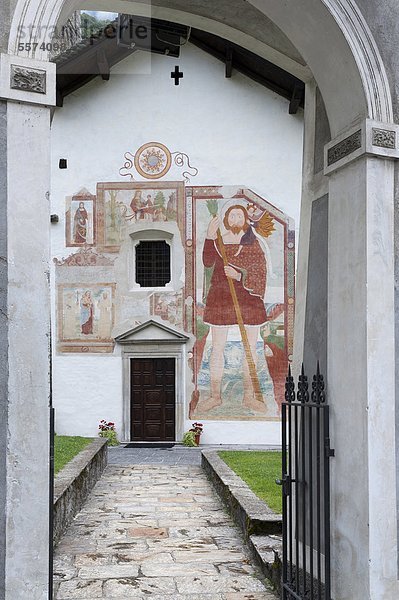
[199,199,275,414]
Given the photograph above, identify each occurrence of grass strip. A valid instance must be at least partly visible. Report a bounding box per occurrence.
[54,435,93,475]
[218,450,282,513]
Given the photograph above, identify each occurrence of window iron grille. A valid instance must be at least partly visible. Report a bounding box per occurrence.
[135,240,171,287]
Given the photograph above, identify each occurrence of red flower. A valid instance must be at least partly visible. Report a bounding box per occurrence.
[98,420,116,432]
[189,422,204,434]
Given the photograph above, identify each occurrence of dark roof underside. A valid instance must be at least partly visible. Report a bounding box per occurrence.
[55,17,305,113]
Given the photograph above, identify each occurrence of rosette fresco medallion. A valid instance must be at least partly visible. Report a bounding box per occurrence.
[134,142,172,179]
[120,142,198,182]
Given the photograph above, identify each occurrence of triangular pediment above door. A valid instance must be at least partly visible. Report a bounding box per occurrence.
[114,319,189,344]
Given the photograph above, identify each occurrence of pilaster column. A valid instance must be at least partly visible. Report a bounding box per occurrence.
[325,120,399,598]
[0,53,56,600]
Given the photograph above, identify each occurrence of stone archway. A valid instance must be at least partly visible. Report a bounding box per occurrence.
[8,0,392,126]
[2,1,398,598]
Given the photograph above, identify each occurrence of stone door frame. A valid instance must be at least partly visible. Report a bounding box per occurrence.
[115,320,192,443]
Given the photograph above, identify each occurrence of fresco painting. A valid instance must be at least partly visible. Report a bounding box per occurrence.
[150,292,184,327]
[65,190,96,247]
[58,181,294,421]
[57,284,115,353]
[96,182,184,251]
[188,187,295,421]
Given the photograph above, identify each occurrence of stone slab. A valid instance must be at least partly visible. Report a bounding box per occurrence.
[248,534,283,596]
[54,464,278,599]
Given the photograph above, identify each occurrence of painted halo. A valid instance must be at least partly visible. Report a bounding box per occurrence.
[218,198,252,229]
[134,142,172,179]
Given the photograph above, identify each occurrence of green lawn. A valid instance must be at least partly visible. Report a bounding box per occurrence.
[54,436,93,475]
[218,450,282,513]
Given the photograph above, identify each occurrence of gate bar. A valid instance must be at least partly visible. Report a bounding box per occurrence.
[279,363,334,600]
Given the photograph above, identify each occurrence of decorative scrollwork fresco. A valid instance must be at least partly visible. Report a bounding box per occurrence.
[119,142,199,182]
[172,152,199,182]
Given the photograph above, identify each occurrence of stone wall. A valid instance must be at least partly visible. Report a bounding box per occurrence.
[53,438,108,546]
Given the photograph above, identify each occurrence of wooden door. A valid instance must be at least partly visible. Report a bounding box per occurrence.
[130,358,175,441]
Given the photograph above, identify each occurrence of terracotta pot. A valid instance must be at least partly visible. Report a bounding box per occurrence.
[195,433,201,446]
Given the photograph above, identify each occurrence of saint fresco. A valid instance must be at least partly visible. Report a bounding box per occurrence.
[57,284,115,352]
[150,292,184,327]
[189,188,294,421]
[65,191,96,247]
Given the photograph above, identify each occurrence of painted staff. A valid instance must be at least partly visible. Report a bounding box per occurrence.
[207,200,264,405]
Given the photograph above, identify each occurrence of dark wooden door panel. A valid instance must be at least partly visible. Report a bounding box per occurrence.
[130,358,175,441]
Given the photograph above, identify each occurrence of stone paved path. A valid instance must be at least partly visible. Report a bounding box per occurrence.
[106,444,279,467]
[54,458,278,599]
[107,445,203,466]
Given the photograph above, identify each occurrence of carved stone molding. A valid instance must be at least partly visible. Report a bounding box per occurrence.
[327,130,362,166]
[324,119,399,175]
[10,65,46,94]
[372,128,396,150]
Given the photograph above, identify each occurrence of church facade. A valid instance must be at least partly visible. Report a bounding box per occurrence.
[50,44,303,444]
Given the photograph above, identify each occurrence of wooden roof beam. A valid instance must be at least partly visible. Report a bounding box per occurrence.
[97,48,110,81]
[289,83,304,114]
[225,46,233,78]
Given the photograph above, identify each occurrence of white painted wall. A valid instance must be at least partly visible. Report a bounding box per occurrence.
[53,356,123,436]
[50,42,303,444]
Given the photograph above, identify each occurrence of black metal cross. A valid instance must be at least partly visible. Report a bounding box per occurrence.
[171,65,183,85]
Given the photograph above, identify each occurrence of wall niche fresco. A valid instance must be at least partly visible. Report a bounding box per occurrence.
[57,283,115,353]
[65,188,96,247]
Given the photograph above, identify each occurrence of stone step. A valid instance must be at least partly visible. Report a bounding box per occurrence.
[249,534,283,595]
[123,442,181,448]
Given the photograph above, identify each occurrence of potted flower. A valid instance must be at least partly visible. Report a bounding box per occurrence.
[98,420,119,446]
[190,422,203,446]
[182,431,197,447]
[182,422,204,447]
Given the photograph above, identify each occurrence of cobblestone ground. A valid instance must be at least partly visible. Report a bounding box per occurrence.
[54,454,278,599]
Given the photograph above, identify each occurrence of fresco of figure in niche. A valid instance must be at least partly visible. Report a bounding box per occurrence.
[58,284,115,342]
[65,191,96,247]
[189,189,294,422]
[73,202,89,244]
[80,290,94,334]
[96,182,183,251]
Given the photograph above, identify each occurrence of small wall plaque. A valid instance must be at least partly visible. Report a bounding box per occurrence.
[327,130,362,166]
[10,65,46,94]
[372,128,396,149]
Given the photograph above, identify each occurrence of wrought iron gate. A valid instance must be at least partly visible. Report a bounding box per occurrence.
[278,364,334,600]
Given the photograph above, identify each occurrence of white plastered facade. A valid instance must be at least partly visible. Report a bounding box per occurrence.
[50,43,304,446]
